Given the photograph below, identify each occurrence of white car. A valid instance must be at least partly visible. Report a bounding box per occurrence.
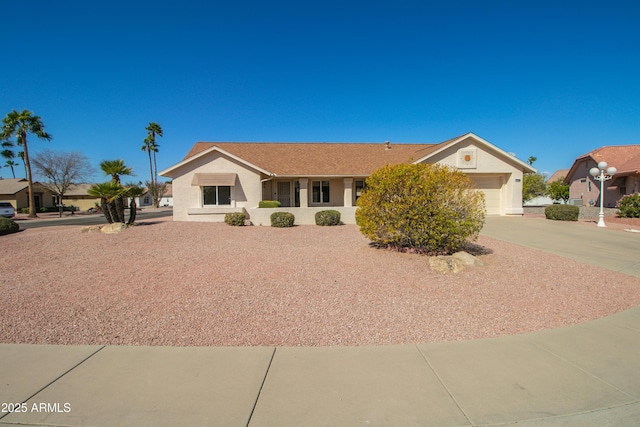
[0,202,15,218]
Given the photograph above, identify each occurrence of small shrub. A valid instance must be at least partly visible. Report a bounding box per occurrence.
[545,204,579,221]
[356,163,485,254]
[315,210,341,226]
[20,208,29,214]
[617,193,640,218]
[0,217,20,236]
[224,212,246,226]
[259,200,281,208]
[270,211,295,227]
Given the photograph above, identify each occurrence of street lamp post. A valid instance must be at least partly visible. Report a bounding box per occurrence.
[589,161,617,227]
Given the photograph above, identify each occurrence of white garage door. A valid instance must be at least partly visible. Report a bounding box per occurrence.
[470,175,502,215]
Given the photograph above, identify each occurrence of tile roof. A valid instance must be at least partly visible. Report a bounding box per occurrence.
[575,145,640,175]
[547,169,570,182]
[182,137,461,176]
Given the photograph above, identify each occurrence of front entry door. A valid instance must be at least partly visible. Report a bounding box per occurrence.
[277,181,291,207]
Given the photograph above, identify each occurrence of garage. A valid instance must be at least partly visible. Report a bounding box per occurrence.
[469,175,503,215]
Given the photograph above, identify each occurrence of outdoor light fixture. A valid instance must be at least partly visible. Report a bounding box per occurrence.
[589,161,617,227]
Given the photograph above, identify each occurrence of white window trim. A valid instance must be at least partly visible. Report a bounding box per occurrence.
[311,180,330,204]
[202,185,234,207]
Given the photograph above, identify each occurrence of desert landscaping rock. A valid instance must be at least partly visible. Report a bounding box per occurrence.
[2,218,640,347]
[80,225,103,233]
[100,223,127,234]
[428,251,484,273]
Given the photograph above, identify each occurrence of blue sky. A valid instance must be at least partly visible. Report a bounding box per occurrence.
[1,0,638,182]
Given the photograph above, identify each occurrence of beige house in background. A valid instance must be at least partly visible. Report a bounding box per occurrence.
[62,184,100,211]
[565,145,640,207]
[160,132,536,224]
[0,178,55,210]
[0,179,100,212]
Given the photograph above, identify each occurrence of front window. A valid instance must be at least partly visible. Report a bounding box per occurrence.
[203,186,231,206]
[312,180,330,203]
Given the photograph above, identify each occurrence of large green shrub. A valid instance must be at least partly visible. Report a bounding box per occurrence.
[259,200,281,208]
[0,217,20,236]
[270,211,295,227]
[224,212,246,226]
[315,210,341,226]
[545,204,579,221]
[617,193,640,218]
[355,163,486,254]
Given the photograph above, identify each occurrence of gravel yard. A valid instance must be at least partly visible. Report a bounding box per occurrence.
[1,218,639,347]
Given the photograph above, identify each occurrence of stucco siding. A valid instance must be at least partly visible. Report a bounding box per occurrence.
[417,138,525,215]
[170,151,262,222]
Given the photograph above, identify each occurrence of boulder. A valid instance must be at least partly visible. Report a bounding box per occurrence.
[429,251,483,273]
[452,251,485,267]
[80,225,102,233]
[100,223,127,234]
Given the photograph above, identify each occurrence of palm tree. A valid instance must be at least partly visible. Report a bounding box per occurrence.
[4,160,19,178]
[0,110,51,217]
[100,159,132,184]
[1,141,18,178]
[145,122,163,184]
[87,181,125,224]
[17,151,26,178]
[141,136,155,189]
[98,160,133,223]
[124,183,145,225]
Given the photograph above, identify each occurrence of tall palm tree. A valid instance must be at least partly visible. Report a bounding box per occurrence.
[1,141,18,178]
[4,160,19,178]
[0,110,51,217]
[141,135,155,188]
[17,151,26,178]
[145,122,163,184]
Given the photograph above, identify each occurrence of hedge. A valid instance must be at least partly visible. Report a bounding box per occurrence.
[259,200,281,208]
[617,193,640,218]
[270,211,295,227]
[545,204,579,221]
[315,210,341,226]
[224,212,246,226]
[0,217,20,236]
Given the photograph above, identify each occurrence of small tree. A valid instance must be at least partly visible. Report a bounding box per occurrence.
[32,149,94,217]
[145,180,168,206]
[522,173,547,202]
[547,177,570,204]
[356,163,486,254]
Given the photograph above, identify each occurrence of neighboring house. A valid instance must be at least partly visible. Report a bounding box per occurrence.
[61,184,101,211]
[0,178,55,210]
[160,132,536,224]
[136,183,173,207]
[565,145,640,207]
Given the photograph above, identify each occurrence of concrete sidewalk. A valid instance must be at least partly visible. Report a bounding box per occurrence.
[1,217,639,426]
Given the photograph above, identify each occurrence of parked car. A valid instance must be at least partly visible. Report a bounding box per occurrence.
[0,202,16,218]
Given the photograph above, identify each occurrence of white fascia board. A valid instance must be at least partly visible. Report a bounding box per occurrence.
[159,146,273,178]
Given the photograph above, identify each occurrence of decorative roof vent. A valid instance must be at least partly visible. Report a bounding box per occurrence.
[385,140,391,150]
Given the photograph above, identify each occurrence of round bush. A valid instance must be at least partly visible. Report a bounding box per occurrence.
[617,193,640,218]
[545,204,579,221]
[270,211,295,227]
[0,217,20,236]
[259,200,281,208]
[315,210,341,226]
[224,212,246,226]
[356,163,485,254]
